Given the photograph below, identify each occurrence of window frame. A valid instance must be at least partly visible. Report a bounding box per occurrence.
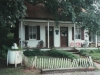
[29,25,37,40]
[75,27,81,39]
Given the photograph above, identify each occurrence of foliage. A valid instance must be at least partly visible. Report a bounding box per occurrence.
[46,50,79,59]
[79,49,100,62]
[0,0,26,27]
[23,50,45,56]
[79,50,90,56]
[0,0,26,58]
[78,49,100,56]
[0,45,10,59]
[0,33,14,58]
[25,0,100,33]
[24,49,79,59]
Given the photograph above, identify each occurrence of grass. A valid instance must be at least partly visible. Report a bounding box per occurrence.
[90,53,100,62]
[0,67,23,75]
[0,67,40,75]
[0,56,71,75]
[79,49,100,62]
[0,58,40,75]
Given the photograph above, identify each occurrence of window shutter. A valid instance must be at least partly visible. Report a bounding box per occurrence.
[81,27,84,40]
[25,26,29,40]
[72,27,74,40]
[37,26,40,40]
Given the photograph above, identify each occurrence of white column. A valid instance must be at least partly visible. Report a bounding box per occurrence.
[74,23,76,47]
[20,21,23,48]
[95,32,97,47]
[47,20,50,48]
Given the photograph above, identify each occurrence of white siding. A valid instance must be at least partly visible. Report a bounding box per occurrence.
[54,26,60,47]
[19,20,88,48]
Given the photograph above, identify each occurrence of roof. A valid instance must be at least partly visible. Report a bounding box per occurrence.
[24,1,54,19]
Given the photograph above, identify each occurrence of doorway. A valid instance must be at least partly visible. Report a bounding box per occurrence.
[60,27,68,47]
[45,26,54,47]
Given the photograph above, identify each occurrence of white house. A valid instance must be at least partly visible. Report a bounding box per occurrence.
[17,1,99,48]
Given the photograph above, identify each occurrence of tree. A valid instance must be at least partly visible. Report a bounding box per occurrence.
[25,0,100,33]
[0,0,26,56]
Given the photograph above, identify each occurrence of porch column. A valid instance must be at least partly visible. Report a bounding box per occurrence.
[47,20,50,48]
[95,32,97,47]
[74,23,76,47]
[20,20,23,48]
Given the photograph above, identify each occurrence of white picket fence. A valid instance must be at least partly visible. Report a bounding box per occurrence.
[30,56,95,69]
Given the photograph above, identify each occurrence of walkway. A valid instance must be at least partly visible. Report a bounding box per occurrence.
[94,62,100,69]
[41,71,100,75]
[41,62,100,75]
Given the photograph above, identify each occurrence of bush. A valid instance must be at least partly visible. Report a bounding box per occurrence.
[24,48,45,56]
[0,45,10,59]
[24,49,79,59]
[46,50,79,59]
[79,50,89,56]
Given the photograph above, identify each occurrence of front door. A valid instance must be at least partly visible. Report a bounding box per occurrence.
[60,27,68,47]
[45,26,54,47]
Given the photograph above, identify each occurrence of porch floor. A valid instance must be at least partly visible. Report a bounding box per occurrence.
[76,47,99,50]
[24,47,99,51]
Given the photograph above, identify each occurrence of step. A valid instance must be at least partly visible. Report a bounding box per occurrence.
[41,67,96,74]
[65,50,79,54]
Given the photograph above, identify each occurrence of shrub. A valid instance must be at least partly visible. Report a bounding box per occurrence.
[79,50,89,56]
[0,45,10,59]
[24,49,45,56]
[24,49,79,59]
[46,50,79,59]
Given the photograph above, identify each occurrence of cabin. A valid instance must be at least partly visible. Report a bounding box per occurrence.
[15,1,100,48]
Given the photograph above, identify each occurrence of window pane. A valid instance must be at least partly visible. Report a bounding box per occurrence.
[29,26,32,32]
[29,33,32,39]
[75,28,81,39]
[29,26,37,39]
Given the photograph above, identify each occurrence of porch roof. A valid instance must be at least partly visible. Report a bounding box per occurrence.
[20,19,73,24]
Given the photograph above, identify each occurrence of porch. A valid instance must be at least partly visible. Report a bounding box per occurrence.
[18,19,99,48]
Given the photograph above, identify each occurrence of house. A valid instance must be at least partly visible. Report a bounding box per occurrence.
[17,1,100,48]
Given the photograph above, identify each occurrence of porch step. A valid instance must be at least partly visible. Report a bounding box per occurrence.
[55,47,79,54]
[65,49,79,54]
[41,68,95,74]
[56,47,74,50]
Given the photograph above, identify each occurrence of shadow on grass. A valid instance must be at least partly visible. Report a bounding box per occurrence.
[0,58,40,75]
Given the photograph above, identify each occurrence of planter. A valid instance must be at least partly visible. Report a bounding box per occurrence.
[7,50,23,68]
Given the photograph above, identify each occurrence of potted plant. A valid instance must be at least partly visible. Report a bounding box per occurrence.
[37,40,44,48]
[7,43,23,68]
[23,40,28,47]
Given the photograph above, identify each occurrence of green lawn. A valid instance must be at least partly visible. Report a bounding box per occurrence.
[0,67,40,75]
[90,53,100,62]
[79,49,100,62]
[0,59,40,75]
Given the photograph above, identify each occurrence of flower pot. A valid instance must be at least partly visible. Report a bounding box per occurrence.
[7,50,23,68]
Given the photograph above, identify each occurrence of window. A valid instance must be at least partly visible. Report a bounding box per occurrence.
[72,27,84,40]
[29,26,37,39]
[75,27,81,39]
[25,25,40,40]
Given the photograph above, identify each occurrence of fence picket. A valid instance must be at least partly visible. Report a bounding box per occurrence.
[89,56,94,67]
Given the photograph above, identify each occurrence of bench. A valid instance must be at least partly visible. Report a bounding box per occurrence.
[82,40,88,47]
[97,43,100,48]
